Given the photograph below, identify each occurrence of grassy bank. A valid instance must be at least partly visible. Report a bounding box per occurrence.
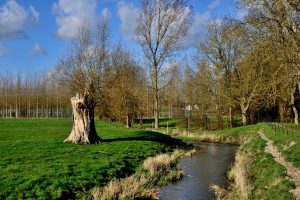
[261,124,300,168]
[92,149,195,200]
[0,119,185,199]
[167,124,296,199]
[161,125,257,145]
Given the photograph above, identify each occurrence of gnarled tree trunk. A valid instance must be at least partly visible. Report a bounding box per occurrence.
[64,93,101,144]
[291,85,299,125]
[240,98,249,126]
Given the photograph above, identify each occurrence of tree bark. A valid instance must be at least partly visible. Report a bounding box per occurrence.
[125,113,132,128]
[279,102,287,123]
[291,85,299,125]
[249,110,256,125]
[154,62,159,129]
[216,104,223,129]
[139,113,143,129]
[168,100,173,118]
[229,107,233,128]
[240,98,249,126]
[64,93,101,144]
[154,98,159,129]
[241,110,247,125]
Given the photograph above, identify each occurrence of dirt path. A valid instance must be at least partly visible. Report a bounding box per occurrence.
[258,129,300,199]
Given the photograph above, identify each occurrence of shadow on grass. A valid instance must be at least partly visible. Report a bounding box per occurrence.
[103,130,188,148]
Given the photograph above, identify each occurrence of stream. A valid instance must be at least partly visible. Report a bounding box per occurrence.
[159,142,238,200]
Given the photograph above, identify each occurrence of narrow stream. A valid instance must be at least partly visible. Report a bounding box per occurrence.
[159,142,238,200]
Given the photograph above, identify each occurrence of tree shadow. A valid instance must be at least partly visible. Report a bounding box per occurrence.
[102,130,189,148]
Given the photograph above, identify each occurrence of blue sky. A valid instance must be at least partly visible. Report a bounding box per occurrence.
[0,0,242,74]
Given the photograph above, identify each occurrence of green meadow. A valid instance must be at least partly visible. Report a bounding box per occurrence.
[0,119,184,199]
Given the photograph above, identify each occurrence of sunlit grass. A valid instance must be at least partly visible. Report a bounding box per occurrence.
[261,124,300,168]
[0,119,184,199]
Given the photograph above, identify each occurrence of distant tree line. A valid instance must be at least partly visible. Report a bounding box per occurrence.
[1,0,299,133]
[0,72,70,119]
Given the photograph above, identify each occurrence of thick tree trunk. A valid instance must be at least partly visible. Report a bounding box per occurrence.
[249,110,256,125]
[279,102,287,123]
[64,93,101,144]
[241,110,247,125]
[125,114,132,128]
[240,98,249,126]
[292,105,298,125]
[291,84,299,125]
[139,113,143,129]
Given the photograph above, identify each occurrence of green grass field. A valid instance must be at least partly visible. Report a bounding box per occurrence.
[0,119,185,199]
[133,117,181,129]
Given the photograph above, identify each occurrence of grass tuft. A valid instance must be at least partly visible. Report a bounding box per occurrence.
[144,154,172,174]
[92,174,158,200]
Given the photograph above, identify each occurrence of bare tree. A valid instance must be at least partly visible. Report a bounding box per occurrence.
[57,23,109,144]
[136,0,193,128]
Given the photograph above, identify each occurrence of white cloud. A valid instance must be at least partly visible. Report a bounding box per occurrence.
[0,0,39,40]
[101,7,111,21]
[117,1,140,40]
[0,45,8,56]
[181,12,212,48]
[31,43,47,56]
[208,0,222,9]
[29,6,39,24]
[53,0,98,40]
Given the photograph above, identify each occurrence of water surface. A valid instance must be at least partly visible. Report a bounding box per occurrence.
[160,142,237,200]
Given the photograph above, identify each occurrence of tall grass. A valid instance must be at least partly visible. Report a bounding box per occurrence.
[92,149,195,200]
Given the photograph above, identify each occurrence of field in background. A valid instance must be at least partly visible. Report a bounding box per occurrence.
[134,116,242,131]
[0,119,184,199]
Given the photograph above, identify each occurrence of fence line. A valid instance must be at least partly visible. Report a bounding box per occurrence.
[266,120,297,137]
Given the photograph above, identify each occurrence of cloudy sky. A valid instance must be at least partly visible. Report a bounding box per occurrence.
[0,0,241,74]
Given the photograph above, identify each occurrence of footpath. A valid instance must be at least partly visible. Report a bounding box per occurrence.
[258,129,300,200]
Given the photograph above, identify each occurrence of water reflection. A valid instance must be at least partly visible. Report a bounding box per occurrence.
[159,142,237,200]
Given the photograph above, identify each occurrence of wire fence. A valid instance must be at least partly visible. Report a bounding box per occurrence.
[266,119,298,137]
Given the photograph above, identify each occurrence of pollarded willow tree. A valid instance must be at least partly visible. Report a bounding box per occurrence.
[136,0,193,129]
[56,23,109,144]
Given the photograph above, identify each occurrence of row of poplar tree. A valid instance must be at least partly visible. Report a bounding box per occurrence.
[1,0,300,129]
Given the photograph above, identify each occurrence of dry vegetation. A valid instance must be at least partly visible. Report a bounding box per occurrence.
[212,151,251,200]
[92,149,195,200]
